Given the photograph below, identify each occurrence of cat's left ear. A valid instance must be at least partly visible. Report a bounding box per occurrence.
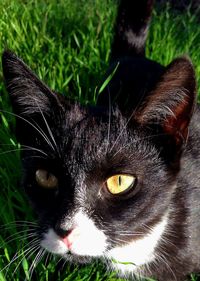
[2,50,62,116]
[136,57,196,150]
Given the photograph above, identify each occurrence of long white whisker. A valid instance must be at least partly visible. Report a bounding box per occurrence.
[0,221,38,229]
[27,248,44,281]
[0,231,37,247]
[0,110,55,152]
[0,225,38,231]
[0,148,24,156]
[0,147,48,157]
[34,99,60,157]
[1,239,40,274]
[1,220,38,225]
[112,132,167,157]
[12,241,41,277]
[109,90,147,153]
[0,142,48,159]
[21,145,48,157]
[155,252,177,281]
[60,258,68,271]
[117,232,143,236]
[106,87,112,153]
[44,252,51,267]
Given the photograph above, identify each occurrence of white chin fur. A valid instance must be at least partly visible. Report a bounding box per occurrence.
[40,210,107,257]
[107,215,168,274]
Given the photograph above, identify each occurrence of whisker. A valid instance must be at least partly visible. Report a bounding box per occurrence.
[1,220,38,225]
[11,241,41,277]
[0,110,55,153]
[0,221,38,229]
[0,229,37,244]
[1,239,40,275]
[34,98,60,157]
[117,232,144,236]
[27,248,45,281]
[0,231,37,248]
[112,132,167,157]
[23,155,47,160]
[21,145,48,157]
[44,252,51,267]
[155,252,177,281]
[0,148,24,156]
[106,87,112,153]
[0,143,48,158]
[0,144,19,146]
[109,91,146,153]
[0,147,48,157]
[60,258,68,271]
[0,225,37,231]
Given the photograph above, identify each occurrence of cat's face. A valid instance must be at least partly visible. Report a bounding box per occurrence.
[2,51,196,273]
[21,103,174,268]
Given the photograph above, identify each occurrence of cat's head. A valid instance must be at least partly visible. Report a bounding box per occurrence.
[2,51,196,269]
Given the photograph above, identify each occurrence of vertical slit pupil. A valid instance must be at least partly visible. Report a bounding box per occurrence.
[118,176,122,186]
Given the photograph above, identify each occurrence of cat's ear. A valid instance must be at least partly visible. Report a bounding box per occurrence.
[2,50,62,116]
[136,57,196,149]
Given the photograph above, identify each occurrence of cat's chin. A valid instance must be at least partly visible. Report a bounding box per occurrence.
[63,252,93,264]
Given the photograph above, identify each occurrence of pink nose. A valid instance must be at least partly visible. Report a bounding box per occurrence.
[61,228,79,250]
[62,236,72,249]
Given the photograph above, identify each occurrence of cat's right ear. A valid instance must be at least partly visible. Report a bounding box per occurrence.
[136,57,196,161]
[2,50,62,117]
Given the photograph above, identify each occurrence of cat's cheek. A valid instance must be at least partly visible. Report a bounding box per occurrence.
[68,229,106,256]
[107,215,168,273]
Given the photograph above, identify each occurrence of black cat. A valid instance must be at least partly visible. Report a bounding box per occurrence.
[2,1,200,280]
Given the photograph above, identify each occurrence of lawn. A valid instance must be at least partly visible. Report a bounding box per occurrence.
[0,0,200,280]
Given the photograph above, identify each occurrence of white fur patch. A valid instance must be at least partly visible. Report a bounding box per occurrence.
[40,228,67,255]
[40,210,107,257]
[107,216,168,273]
[70,211,107,256]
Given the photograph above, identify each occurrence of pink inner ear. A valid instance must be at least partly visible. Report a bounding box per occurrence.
[163,95,192,144]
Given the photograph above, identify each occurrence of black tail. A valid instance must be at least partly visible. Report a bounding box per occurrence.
[110,0,154,61]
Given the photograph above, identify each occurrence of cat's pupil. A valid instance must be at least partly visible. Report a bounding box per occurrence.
[118,176,122,187]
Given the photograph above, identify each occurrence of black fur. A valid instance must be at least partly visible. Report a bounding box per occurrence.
[2,1,200,280]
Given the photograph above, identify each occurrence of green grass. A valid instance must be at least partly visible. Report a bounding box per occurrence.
[0,0,200,280]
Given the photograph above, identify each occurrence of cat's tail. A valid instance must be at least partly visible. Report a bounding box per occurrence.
[110,0,154,61]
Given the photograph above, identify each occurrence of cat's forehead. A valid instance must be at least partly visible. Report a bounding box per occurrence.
[61,106,126,161]
[57,102,159,174]
[64,102,125,138]
[67,105,127,145]
[61,108,156,168]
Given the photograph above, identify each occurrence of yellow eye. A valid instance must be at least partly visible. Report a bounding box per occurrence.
[35,169,58,189]
[106,174,136,195]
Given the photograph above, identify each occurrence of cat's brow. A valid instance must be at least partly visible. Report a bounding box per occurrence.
[33,98,60,157]
[108,90,147,153]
